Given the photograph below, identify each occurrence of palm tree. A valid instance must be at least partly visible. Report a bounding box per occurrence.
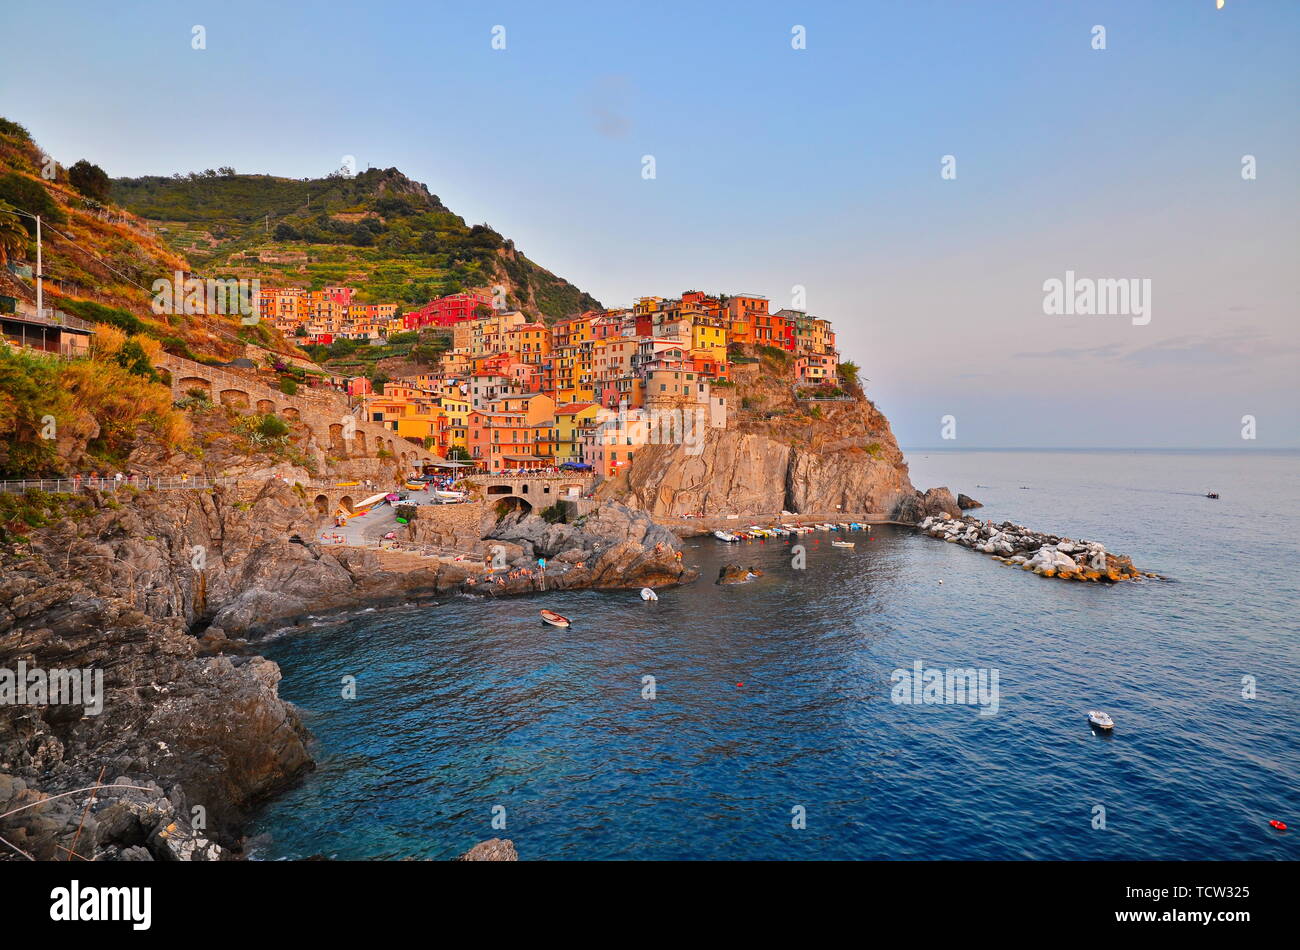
[0,201,28,265]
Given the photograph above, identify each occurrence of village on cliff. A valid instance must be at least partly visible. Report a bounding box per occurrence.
[256,286,841,476]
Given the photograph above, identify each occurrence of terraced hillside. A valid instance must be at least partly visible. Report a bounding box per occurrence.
[112,167,602,321]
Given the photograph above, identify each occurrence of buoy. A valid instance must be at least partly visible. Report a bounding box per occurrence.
[1269,820,1287,831]
[938,580,944,585]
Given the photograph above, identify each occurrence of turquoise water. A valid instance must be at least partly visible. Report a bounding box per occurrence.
[247,450,1298,860]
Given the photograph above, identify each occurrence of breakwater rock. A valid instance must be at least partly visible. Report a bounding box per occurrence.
[919,515,1155,582]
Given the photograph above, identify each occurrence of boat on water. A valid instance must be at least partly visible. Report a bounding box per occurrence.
[640,587,658,601]
[1087,710,1114,731]
[540,609,571,628]
[713,530,739,542]
[831,539,854,548]
[1206,491,1220,499]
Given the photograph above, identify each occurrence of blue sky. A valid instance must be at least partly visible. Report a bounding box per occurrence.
[3,0,1297,447]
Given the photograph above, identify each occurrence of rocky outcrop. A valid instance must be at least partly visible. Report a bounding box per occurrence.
[957,494,983,510]
[455,837,518,861]
[717,564,763,585]
[891,487,962,523]
[483,502,695,590]
[918,515,1155,582]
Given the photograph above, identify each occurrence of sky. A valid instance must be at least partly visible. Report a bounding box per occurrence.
[2,0,1297,448]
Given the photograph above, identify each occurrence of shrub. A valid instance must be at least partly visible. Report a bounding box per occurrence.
[68,160,111,201]
[279,379,298,395]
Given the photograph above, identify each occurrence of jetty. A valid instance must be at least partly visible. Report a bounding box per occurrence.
[918,515,1156,582]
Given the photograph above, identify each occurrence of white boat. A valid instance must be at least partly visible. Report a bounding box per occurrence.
[640,587,658,601]
[434,489,467,501]
[1087,710,1114,730]
[831,539,854,548]
[540,609,571,628]
[713,530,739,542]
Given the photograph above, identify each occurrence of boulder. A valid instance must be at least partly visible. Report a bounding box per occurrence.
[456,838,518,861]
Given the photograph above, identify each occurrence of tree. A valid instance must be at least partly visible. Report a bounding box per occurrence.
[68,160,110,201]
[274,222,299,240]
[0,201,28,264]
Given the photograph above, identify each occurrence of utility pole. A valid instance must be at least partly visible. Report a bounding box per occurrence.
[265,212,269,235]
[35,214,42,319]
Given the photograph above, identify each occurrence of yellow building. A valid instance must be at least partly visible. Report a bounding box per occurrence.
[552,402,602,463]
[690,319,727,362]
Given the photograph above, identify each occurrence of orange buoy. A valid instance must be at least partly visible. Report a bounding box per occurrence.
[1269,820,1287,830]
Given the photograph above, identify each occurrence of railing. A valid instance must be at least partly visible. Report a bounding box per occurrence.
[0,475,346,495]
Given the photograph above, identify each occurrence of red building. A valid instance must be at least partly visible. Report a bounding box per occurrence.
[403,291,494,330]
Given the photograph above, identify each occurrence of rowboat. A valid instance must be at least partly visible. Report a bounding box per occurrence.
[713,530,739,542]
[540,609,570,628]
[1087,710,1114,731]
[640,587,658,601]
[831,539,854,548]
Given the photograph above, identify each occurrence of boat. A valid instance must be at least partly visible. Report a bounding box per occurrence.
[831,539,854,548]
[713,530,739,542]
[1087,710,1114,731]
[435,489,467,501]
[540,609,570,628]
[1206,492,1220,499]
[1269,820,1288,831]
[640,587,658,601]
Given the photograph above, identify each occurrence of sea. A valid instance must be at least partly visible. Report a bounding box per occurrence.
[246,449,1298,860]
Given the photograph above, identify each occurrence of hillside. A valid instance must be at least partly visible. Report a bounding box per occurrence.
[112,167,602,321]
[0,119,306,363]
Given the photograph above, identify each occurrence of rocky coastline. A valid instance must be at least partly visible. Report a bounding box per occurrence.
[0,480,693,860]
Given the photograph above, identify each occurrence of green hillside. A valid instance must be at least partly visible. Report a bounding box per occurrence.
[111,167,601,320]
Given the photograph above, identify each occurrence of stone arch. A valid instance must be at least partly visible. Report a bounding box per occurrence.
[486,484,514,496]
[314,494,329,514]
[281,407,300,422]
[338,495,355,514]
[256,399,276,414]
[328,423,346,453]
[353,430,367,454]
[220,389,250,409]
[494,496,532,519]
[178,376,211,397]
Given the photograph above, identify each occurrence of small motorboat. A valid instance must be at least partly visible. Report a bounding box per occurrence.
[831,539,854,548]
[713,530,739,542]
[540,609,571,628]
[1206,492,1220,499]
[1269,819,1288,831]
[640,587,658,601]
[1087,710,1114,731]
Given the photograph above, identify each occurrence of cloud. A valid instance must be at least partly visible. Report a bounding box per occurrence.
[585,75,632,139]
[1014,326,1297,369]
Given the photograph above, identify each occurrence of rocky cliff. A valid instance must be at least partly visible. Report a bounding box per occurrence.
[601,359,951,522]
[0,481,453,860]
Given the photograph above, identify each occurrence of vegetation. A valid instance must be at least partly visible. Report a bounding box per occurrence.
[109,167,601,322]
[0,489,94,545]
[68,160,111,201]
[0,329,188,478]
